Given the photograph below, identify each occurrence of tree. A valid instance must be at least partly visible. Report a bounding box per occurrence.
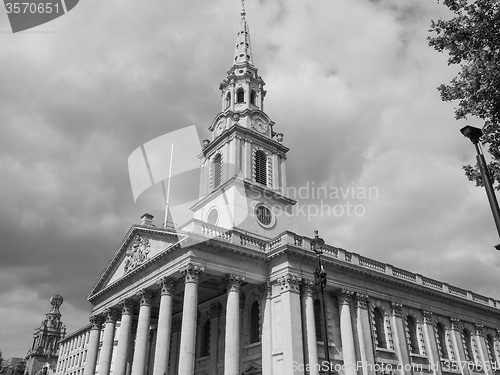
[12,360,25,375]
[428,0,500,190]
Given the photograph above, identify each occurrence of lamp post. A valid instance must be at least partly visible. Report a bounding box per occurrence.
[460,125,500,250]
[311,230,332,375]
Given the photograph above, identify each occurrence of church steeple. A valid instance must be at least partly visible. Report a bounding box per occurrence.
[212,1,269,134]
[233,0,253,66]
[192,3,295,238]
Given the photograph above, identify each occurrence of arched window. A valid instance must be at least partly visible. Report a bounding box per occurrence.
[254,150,267,185]
[487,334,496,362]
[201,319,210,357]
[212,153,222,188]
[236,88,244,103]
[225,92,231,108]
[314,299,323,342]
[374,308,387,348]
[250,301,260,344]
[250,90,256,105]
[407,315,419,354]
[463,328,474,362]
[437,323,449,359]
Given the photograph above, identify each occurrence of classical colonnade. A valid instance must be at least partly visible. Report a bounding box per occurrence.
[82,265,499,375]
[82,264,248,375]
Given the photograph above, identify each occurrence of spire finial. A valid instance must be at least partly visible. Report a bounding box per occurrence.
[241,0,246,16]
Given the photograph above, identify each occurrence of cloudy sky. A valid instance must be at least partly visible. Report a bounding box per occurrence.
[1,0,500,359]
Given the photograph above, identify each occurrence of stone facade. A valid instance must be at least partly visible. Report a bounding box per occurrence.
[57,3,500,375]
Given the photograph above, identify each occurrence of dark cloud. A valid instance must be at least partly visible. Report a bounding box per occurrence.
[1,0,499,360]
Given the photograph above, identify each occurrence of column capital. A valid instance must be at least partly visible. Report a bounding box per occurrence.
[302,278,316,297]
[339,289,354,305]
[278,273,301,293]
[450,317,460,331]
[103,308,118,323]
[259,281,273,299]
[391,302,403,317]
[137,289,153,306]
[422,310,432,324]
[157,277,176,296]
[89,315,104,330]
[120,299,134,316]
[227,273,245,292]
[355,293,369,309]
[180,263,204,283]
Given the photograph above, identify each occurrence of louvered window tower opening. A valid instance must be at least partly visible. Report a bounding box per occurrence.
[255,150,267,185]
[212,154,222,188]
[237,88,244,103]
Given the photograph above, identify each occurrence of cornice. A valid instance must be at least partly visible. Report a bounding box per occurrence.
[203,123,289,157]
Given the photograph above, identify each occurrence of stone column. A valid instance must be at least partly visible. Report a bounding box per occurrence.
[230,83,235,112]
[391,302,410,375]
[131,290,152,375]
[152,278,175,375]
[83,315,103,375]
[422,311,442,375]
[224,274,245,375]
[278,273,305,375]
[261,283,272,375]
[178,264,204,375]
[281,156,287,191]
[244,140,252,180]
[114,300,133,375]
[356,294,375,375]
[339,290,356,375]
[302,279,319,375]
[450,318,470,375]
[98,308,117,375]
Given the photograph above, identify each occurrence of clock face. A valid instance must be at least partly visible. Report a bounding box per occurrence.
[252,116,269,134]
[214,119,226,137]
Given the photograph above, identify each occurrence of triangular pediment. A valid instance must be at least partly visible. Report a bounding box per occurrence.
[88,225,187,299]
[241,363,262,375]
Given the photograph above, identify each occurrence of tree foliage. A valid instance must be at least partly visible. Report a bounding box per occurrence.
[429,0,500,190]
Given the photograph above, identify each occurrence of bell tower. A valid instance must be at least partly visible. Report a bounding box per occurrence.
[191,1,296,238]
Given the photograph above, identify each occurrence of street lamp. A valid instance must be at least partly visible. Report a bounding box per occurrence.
[460,125,500,250]
[311,230,332,375]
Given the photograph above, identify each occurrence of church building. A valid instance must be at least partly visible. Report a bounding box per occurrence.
[25,295,66,375]
[57,3,500,375]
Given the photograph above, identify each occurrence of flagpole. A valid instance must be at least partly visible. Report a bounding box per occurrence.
[164,142,174,228]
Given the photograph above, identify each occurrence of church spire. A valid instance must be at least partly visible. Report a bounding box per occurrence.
[233,0,254,66]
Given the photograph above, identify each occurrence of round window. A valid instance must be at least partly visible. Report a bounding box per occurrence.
[255,204,274,228]
[207,208,219,225]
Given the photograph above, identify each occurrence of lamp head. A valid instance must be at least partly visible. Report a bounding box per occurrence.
[311,229,325,254]
[460,125,483,144]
